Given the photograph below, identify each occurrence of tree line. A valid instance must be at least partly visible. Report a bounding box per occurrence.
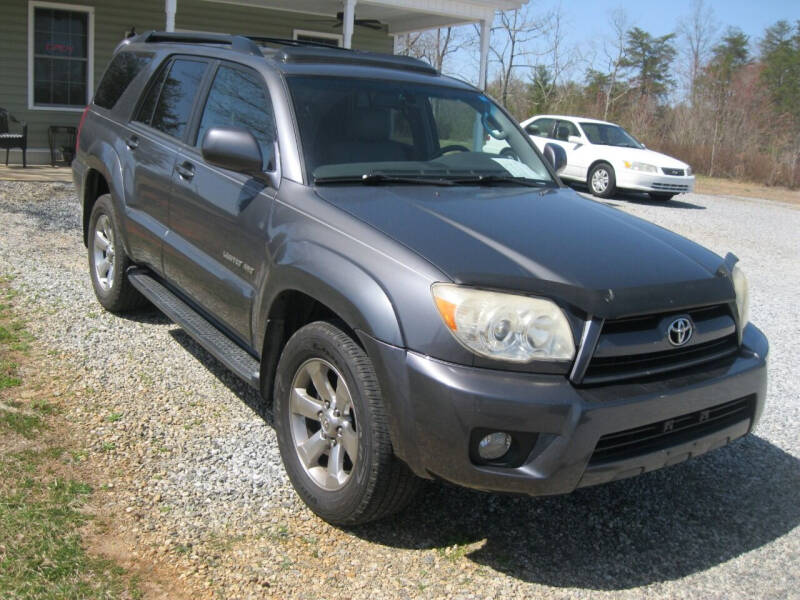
[397,3,800,188]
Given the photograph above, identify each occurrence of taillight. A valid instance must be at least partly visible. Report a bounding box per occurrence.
[75,105,90,152]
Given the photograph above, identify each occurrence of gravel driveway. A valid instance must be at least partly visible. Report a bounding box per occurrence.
[1,181,798,599]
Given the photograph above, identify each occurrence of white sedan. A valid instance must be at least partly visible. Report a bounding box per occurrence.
[486,114,694,200]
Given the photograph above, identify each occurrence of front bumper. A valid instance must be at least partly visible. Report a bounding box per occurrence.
[616,169,695,195]
[362,324,767,496]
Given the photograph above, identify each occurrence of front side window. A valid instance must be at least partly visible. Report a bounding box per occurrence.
[196,65,276,163]
[554,121,580,141]
[31,5,92,108]
[526,118,555,137]
[580,122,643,149]
[142,59,207,139]
[287,76,555,186]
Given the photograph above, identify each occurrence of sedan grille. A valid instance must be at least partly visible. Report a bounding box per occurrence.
[589,395,754,465]
[661,167,685,176]
[652,182,690,192]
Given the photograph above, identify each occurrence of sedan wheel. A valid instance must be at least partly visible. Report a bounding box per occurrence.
[588,163,616,198]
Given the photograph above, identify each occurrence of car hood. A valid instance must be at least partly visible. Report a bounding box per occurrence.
[313,185,732,317]
[599,146,689,169]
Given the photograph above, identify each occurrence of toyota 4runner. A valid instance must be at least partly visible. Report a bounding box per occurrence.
[73,32,768,525]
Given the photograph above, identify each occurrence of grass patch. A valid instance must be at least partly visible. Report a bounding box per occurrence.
[0,462,139,600]
[0,276,142,599]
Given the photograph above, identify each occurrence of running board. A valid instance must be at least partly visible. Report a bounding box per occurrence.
[128,269,260,389]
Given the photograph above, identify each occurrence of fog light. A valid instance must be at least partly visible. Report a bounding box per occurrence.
[478,432,512,460]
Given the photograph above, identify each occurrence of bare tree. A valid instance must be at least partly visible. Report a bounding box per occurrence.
[677,0,718,105]
[599,8,631,119]
[480,6,546,107]
[395,27,467,73]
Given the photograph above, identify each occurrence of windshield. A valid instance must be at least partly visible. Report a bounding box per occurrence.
[579,122,644,149]
[286,76,555,186]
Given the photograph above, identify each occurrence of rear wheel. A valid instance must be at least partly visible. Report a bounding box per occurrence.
[588,163,616,198]
[274,321,420,525]
[649,193,675,201]
[87,194,146,312]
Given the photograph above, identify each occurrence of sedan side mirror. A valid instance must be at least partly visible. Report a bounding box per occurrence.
[201,127,263,176]
[543,142,567,173]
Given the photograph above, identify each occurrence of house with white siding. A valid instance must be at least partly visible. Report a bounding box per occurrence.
[1,0,525,165]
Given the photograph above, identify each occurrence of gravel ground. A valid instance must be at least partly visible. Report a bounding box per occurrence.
[0,181,798,599]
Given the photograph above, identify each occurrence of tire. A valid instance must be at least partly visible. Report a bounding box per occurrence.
[274,321,420,525]
[649,193,675,201]
[588,163,616,198]
[87,194,146,312]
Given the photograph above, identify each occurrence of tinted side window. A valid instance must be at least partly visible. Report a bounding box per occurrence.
[134,64,168,126]
[94,52,153,109]
[196,65,276,159]
[526,118,555,137]
[150,59,207,139]
[554,120,579,141]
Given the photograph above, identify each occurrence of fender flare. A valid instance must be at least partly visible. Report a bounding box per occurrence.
[82,143,131,254]
[254,240,404,351]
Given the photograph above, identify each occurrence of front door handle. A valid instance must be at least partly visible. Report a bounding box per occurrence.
[126,135,139,150]
[176,161,195,180]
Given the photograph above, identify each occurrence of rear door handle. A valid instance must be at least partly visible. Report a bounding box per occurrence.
[126,135,139,150]
[176,161,195,180]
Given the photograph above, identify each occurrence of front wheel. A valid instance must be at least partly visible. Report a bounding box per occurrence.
[273,321,420,525]
[588,163,616,198]
[649,193,675,201]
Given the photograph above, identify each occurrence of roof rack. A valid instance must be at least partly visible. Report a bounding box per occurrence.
[140,31,262,55]
[276,46,438,75]
[135,30,438,75]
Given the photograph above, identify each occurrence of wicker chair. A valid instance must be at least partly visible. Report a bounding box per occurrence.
[0,108,28,168]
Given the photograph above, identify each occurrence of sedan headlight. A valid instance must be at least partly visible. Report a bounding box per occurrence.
[623,161,658,173]
[731,264,749,328]
[432,284,576,362]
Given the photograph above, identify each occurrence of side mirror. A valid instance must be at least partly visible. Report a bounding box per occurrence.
[201,127,263,175]
[543,142,567,173]
[568,135,582,145]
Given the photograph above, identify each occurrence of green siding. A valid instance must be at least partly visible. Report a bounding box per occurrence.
[0,0,392,161]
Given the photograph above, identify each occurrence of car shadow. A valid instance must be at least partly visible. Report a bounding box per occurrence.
[354,436,799,590]
[168,328,272,424]
[115,305,172,326]
[166,325,798,591]
[570,184,707,210]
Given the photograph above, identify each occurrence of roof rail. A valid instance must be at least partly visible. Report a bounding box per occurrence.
[246,35,352,50]
[275,46,438,75]
[141,31,262,56]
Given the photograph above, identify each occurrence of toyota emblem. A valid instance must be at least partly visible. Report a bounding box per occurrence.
[667,317,693,347]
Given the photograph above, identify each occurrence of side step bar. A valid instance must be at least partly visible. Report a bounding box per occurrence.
[128,269,260,389]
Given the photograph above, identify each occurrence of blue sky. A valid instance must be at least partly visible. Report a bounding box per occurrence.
[448,0,799,85]
[559,0,799,47]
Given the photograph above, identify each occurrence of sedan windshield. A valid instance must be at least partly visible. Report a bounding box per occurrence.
[579,122,644,149]
[287,76,555,186]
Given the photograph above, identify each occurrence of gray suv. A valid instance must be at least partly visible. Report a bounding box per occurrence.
[73,32,768,525]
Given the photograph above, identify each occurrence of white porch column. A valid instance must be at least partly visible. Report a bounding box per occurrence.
[478,16,491,90]
[165,0,176,32]
[342,0,356,49]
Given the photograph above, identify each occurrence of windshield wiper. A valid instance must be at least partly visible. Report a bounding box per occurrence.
[449,174,550,187]
[314,172,455,186]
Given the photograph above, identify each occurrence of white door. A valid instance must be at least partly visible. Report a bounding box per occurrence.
[523,117,555,153]
[551,120,589,181]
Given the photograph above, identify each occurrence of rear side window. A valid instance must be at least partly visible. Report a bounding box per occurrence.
[135,58,207,140]
[94,52,153,109]
[195,65,276,158]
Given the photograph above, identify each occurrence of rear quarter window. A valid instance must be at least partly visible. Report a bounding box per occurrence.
[94,52,153,110]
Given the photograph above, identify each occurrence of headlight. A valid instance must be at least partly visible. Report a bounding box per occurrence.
[731,264,749,328]
[432,284,576,362]
[623,161,658,173]
[686,165,693,176]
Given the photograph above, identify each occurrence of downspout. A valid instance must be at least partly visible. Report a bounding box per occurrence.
[478,16,491,91]
[342,0,356,49]
[165,0,176,32]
